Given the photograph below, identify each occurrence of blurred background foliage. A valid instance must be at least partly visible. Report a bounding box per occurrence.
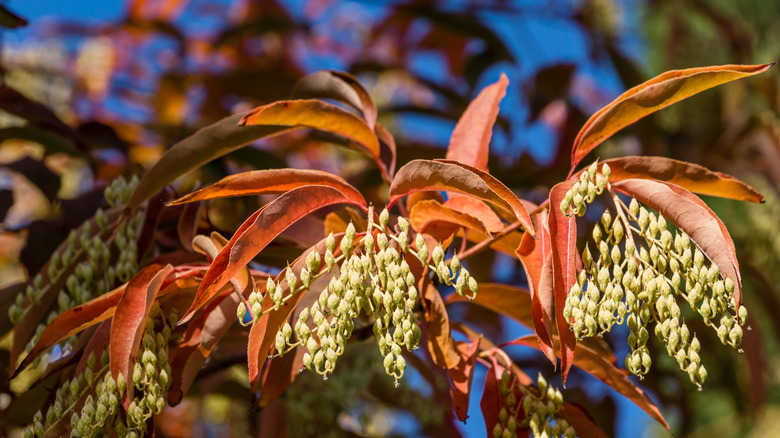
[0,0,778,436]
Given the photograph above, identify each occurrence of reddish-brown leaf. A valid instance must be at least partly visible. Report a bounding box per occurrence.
[12,284,126,378]
[445,283,534,329]
[179,185,364,324]
[558,402,610,438]
[248,236,344,396]
[548,182,578,384]
[110,264,174,402]
[177,200,204,252]
[375,122,397,180]
[409,199,489,237]
[444,196,505,234]
[507,335,672,435]
[449,339,481,422]
[445,73,509,171]
[420,277,461,369]
[240,99,380,167]
[168,168,366,208]
[127,113,292,211]
[74,321,111,376]
[589,156,762,203]
[480,363,504,437]
[168,290,241,405]
[570,63,773,172]
[515,210,556,366]
[612,178,743,306]
[389,159,534,236]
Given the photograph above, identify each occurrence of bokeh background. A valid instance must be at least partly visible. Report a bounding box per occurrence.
[1,0,779,437]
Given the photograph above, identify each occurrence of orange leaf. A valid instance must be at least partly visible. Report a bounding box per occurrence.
[12,285,126,378]
[409,199,489,237]
[548,182,578,385]
[448,339,481,422]
[179,185,365,324]
[515,212,556,366]
[292,70,378,130]
[240,99,381,169]
[612,178,743,306]
[570,63,773,172]
[389,159,534,236]
[581,156,763,203]
[445,283,534,329]
[444,196,505,234]
[109,264,173,402]
[445,73,508,171]
[507,335,672,435]
[168,168,366,208]
[420,277,460,369]
[127,113,292,211]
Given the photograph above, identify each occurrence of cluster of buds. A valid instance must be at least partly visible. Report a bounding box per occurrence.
[248,206,478,385]
[125,306,173,436]
[493,371,574,438]
[560,161,610,217]
[9,176,142,368]
[563,198,748,387]
[25,348,125,438]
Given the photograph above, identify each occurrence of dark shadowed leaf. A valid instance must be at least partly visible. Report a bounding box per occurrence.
[445,283,534,329]
[421,277,460,369]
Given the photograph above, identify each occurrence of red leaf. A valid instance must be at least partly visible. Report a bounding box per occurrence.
[74,320,111,376]
[548,183,578,385]
[420,277,461,369]
[570,63,773,172]
[449,339,481,421]
[445,73,509,171]
[612,179,743,306]
[177,200,203,252]
[110,264,174,402]
[480,363,504,437]
[180,185,364,324]
[389,159,535,236]
[515,210,556,366]
[507,335,672,435]
[168,291,241,405]
[12,284,126,378]
[168,168,366,208]
[590,156,762,203]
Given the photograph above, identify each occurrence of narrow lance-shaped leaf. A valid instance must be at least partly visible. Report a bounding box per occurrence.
[612,178,743,306]
[548,182,578,384]
[506,335,672,435]
[515,210,556,366]
[180,185,365,324]
[110,264,174,402]
[420,277,461,369]
[292,70,378,130]
[445,73,509,171]
[570,63,773,172]
[127,112,293,211]
[574,156,763,203]
[449,339,481,422]
[389,159,534,236]
[240,99,382,175]
[168,168,366,207]
[12,285,127,378]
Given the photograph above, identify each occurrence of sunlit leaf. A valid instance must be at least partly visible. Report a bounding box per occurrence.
[449,339,481,422]
[445,73,508,171]
[168,168,366,207]
[570,63,773,172]
[292,70,378,130]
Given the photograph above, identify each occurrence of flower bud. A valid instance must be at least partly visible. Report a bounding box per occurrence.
[326,233,336,253]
